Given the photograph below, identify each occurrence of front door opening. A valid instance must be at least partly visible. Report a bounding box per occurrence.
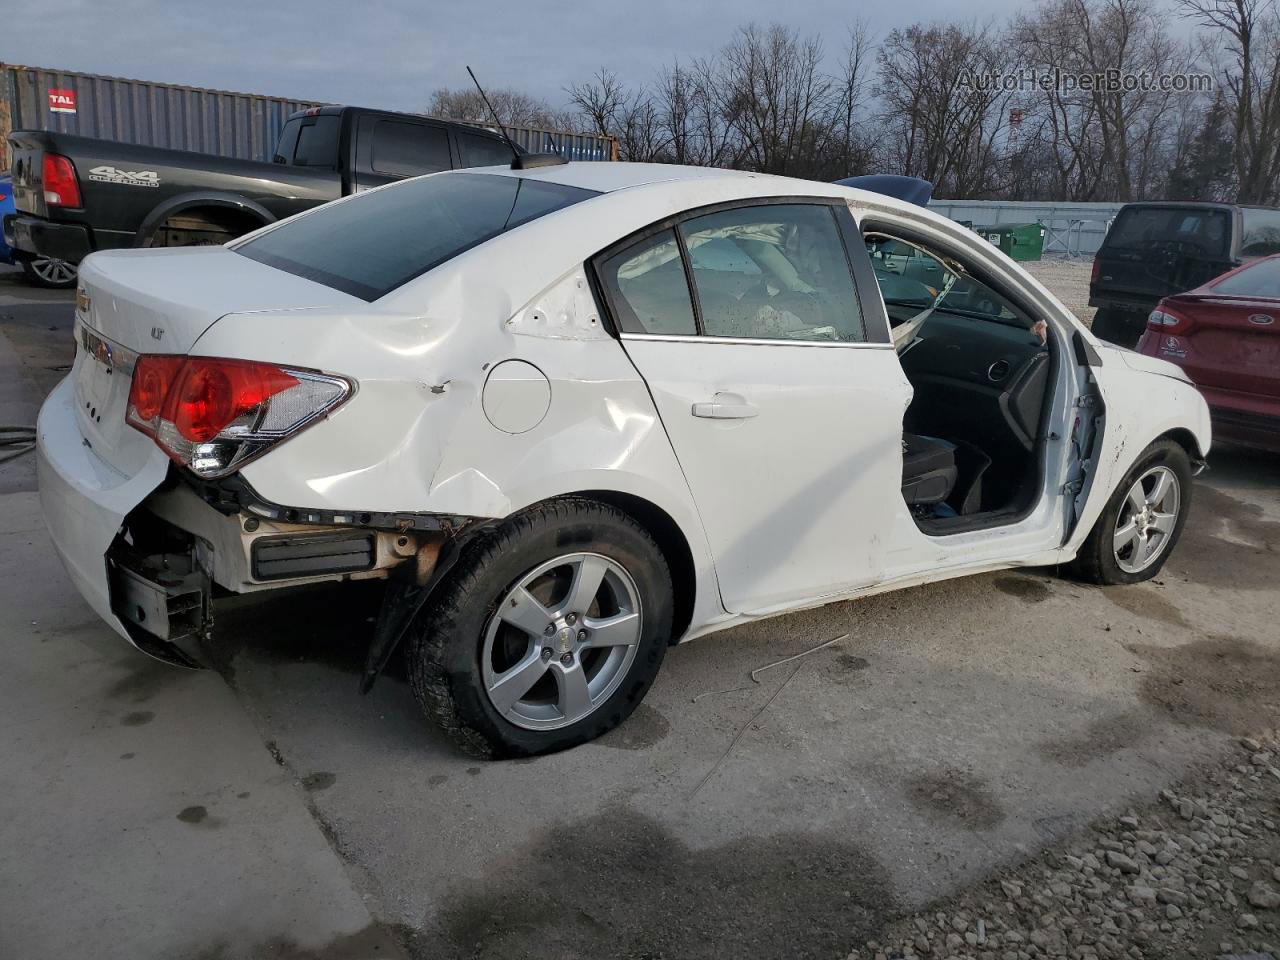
[864,231,1056,532]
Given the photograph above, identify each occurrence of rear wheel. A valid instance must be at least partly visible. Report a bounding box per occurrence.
[20,255,77,289]
[1068,439,1192,585]
[408,498,673,758]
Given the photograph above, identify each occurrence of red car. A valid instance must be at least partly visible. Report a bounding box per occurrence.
[1138,253,1280,451]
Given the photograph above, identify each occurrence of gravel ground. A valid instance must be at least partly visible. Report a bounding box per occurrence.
[851,736,1280,960]
[1024,257,1096,327]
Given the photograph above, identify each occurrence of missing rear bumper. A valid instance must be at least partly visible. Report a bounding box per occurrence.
[109,543,213,668]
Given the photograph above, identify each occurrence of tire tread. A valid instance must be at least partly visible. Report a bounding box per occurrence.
[407,496,670,759]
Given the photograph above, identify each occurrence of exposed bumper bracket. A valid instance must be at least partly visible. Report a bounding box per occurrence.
[360,520,496,693]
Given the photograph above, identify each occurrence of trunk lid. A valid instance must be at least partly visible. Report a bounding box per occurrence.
[73,246,367,474]
[1163,293,1280,398]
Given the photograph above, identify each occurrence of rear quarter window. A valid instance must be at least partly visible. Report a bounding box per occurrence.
[233,172,598,301]
[1240,208,1280,256]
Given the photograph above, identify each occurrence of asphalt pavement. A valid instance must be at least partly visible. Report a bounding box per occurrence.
[1,263,1278,959]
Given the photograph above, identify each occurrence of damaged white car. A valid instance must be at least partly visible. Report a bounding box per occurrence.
[38,158,1210,756]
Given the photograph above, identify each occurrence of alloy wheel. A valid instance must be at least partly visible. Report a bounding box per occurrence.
[29,256,76,286]
[481,552,643,731]
[1112,465,1181,574]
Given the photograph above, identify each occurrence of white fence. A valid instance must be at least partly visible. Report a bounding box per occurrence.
[928,199,1126,257]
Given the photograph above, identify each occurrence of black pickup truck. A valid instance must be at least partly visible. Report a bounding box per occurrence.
[1089,201,1280,347]
[3,105,518,286]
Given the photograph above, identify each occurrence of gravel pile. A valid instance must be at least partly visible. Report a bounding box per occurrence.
[849,736,1280,960]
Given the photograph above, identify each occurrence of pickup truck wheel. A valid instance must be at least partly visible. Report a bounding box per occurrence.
[407,498,673,759]
[20,256,77,289]
[1068,439,1192,585]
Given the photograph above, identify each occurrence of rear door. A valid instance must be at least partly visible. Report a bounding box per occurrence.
[594,200,912,614]
[1095,205,1234,306]
[1172,257,1280,399]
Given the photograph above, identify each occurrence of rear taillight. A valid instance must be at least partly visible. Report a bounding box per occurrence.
[42,153,81,207]
[1148,309,1183,330]
[126,356,351,478]
[1090,259,1101,284]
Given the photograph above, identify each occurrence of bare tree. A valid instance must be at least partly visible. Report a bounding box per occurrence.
[566,69,629,139]
[716,24,835,176]
[1014,0,1188,201]
[876,21,1016,197]
[427,87,567,129]
[1177,0,1280,203]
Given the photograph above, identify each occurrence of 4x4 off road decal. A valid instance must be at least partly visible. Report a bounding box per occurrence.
[87,165,160,188]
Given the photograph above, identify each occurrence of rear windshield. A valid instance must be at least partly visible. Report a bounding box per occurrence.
[234,172,599,300]
[1212,256,1280,297]
[1104,207,1230,257]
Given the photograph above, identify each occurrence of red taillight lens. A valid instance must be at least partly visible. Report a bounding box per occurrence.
[125,356,349,477]
[42,153,81,208]
[127,355,184,425]
[1090,258,1101,284]
[171,359,299,443]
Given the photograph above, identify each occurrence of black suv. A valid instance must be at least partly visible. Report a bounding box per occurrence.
[1089,201,1280,346]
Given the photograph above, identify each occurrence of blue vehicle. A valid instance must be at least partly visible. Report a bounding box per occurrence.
[1,177,77,288]
[835,174,933,207]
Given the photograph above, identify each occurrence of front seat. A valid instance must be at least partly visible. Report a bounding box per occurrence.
[900,434,958,506]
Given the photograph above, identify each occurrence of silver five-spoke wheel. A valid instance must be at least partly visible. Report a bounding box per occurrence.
[482,552,643,730]
[1112,465,1180,574]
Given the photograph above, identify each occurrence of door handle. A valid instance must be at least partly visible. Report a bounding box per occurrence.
[691,395,758,419]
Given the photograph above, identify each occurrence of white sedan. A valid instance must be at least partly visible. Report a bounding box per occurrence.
[37,159,1210,757]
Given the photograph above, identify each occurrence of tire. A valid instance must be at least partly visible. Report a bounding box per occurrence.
[20,255,77,289]
[1090,308,1142,348]
[1068,439,1193,585]
[408,497,673,758]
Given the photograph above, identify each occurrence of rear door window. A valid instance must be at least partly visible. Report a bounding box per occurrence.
[456,131,516,168]
[234,172,598,301]
[370,120,451,177]
[1104,207,1230,257]
[681,204,866,342]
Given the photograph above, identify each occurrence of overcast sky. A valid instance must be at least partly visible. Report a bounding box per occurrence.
[1,0,1022,113]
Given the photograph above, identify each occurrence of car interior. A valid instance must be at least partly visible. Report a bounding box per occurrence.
[864,231,1055,532]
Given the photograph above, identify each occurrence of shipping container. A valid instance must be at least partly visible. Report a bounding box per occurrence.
[1,63,616,170]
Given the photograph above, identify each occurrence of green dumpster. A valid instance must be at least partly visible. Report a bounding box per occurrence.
[981,223,1046,261]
